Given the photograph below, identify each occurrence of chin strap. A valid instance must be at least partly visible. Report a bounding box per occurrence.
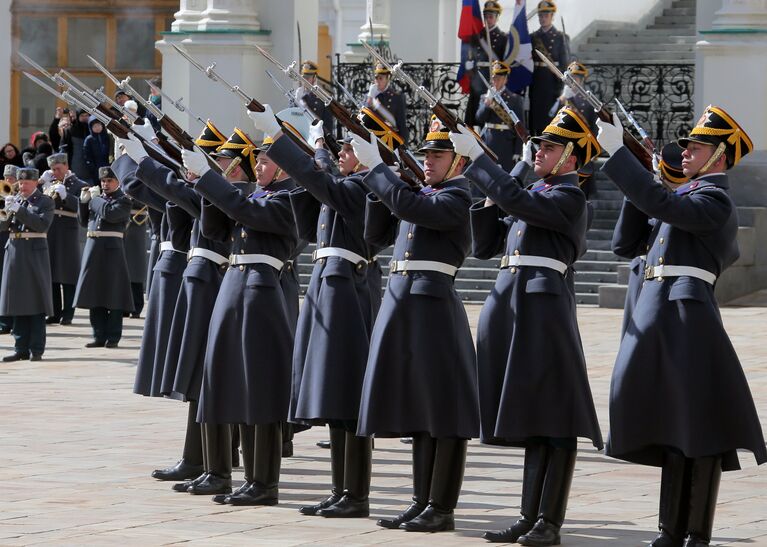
[273,167,283,182]
[697,142,726,175]
[352,162,361,174]
[445,153,463,180]
[223,157,242,178]
[550,142,574,176]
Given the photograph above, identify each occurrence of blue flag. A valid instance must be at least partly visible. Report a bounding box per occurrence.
[504,1,533,94]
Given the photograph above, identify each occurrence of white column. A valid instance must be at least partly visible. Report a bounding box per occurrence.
[0,0,11,144]
[437,0,461,63]
[197,0,262,32]
[345,0,391,61]
[171,0,206,32]
[696,0,767,205]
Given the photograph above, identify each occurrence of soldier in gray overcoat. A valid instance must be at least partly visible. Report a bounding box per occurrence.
[351,122,479,533]
[452,106,603,546]
[74,166,133,347]
[597,106,767,547]
[124,197,148,317]
[40,153,86,326]
[0,168,54,361]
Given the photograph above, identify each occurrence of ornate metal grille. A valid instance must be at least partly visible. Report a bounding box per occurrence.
[332,59,694,149]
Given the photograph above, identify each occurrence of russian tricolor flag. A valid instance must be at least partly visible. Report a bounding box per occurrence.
[456,0,483,93]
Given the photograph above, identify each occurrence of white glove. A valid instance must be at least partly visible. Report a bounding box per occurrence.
[521,139,535,167]
[449,125,483,161]
[308,120,325,149]
[652,152,660,173]
[89,186,102,199]
[53,183,67,200]
[562,85,575,100]
[181,148,210,178]
[117,135,148,163]
[367,83,380,99]
[132,122,156,142]
[80,188,92,203]
[247,105,281,139]
[6,198,20,213]
[39,170,55,185]
[596,112,625,156]
[465,60,475,71]
[350,133,383,170]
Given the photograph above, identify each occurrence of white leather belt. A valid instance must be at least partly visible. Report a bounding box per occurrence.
[229,253,284,271]
[485,123,511,131]
[188,247,229,266]
[500,255,568,274]
[312,247,368,266]
[389,259,458,276]
[87,231,123,238]
[54,210,77,218]
[159,241,186,254]
[10,232,47,239]
[644,264,716,285]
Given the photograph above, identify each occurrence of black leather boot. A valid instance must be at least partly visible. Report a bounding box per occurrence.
[650,450,691,547]
[153,401,205,481]
[484,442,550,542]
[189,424,232,495]
[300,426,346,515]
[282,422,294,458]
[402,438,467,532]
[682,456,721,547]
[214,425,255,504]
[518,447,577,546]
[230,422,282,506]
[318,431,372,518]
[152,459,204,481]
[231,424,240,468]
[379,432,436,529]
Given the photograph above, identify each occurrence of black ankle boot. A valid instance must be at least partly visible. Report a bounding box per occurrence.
[650,450,691,547]
[682,456,722,547]
[484,443,550,543]
[518,446,577,546]
[318,432,372,518]
[152,459,204,481]
[402,438,467,532]
[172,472,207,492]
[379,432,436,529]
[215,482,252,504]
[187,473,232,495]
[299,491,343,516]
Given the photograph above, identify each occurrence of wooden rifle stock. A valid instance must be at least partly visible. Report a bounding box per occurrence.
[514,121,530,143]
[246,99,265,113]
[595,108,654,171]
[431,103,499,162]
[396,146,425,182]
[159,114,223,172]
[107,120,184,177]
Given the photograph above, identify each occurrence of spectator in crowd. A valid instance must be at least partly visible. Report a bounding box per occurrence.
[1,143,24,170]
[32,141,54,173]
[48,107,90,179]
[83,116,113,184]
[22,132,49,166]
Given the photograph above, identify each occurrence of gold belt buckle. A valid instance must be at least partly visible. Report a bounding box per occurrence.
[500,255,509,268]
[644,265,655,280]
[311,249,318,262]
[389,260,397,274]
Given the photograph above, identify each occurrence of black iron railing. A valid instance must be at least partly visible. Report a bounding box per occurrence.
[332,60,694,150]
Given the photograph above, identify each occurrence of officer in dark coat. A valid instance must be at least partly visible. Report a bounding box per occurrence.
[74,166,133,347]
[124,197,148,317]
[597,105,767,547]
[529,1,569,137]
[466,1,508,128]
[451,107,603,546]
[365,63,408,144]
[40,153,87,326]
[476,60,525,172]
[0,165,18,334]
[0,168,54,361]
[182,125,298,504]
[263,115,381,519]
[144,207,163,293]
[612,142,688,339]
[295,61,334,133]
[350,120,479,533]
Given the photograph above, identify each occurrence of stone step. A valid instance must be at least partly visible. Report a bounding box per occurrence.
[576,280,613,294]
[591,218,618,230]
[574,270,618,284]
[598,284,629,308]
[592,30,696,40]
[575,259,624,272]
[586,228,614,240]
[594,189,623,200]
[586,239,613,251]
[575,292,599,305]
[579,43,694,53]
[580,51,694,62]
[581,249,627,262]
[653,14,695,25]
[662,7,696,16]
[590,199,624,210]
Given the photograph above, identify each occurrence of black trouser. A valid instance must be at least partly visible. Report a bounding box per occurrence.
[201,423,233,479]
[12,314,46,356]
[130,282,144,316]
[50,283,76,322]
[0,315,12,330]
[89,307,123,343]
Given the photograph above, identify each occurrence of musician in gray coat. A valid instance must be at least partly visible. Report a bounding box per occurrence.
[40,153,86,326]
[452,107,603,546]
[0,168,54,361]
[351,122,479,533]
[74,166,133,348]
[597,107,766,547]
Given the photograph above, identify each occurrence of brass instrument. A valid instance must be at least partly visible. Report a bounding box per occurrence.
[45,183,61,198]
[0,193,19,222]
[131,205,149,226]
[0,179,17,197]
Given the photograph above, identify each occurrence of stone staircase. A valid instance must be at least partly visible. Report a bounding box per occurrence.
[575,0,697,63]
[295,165,629,306]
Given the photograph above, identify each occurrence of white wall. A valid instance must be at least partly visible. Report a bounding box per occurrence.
[256,0,318,66]
[0,0,11,144]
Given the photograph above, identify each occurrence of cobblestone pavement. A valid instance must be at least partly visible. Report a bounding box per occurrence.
[1,296,766,546]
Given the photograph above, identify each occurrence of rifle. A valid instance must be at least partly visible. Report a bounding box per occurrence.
[534,49,653,171]
[87,55,222,173]
[360,40,499,163]
[265,69,342,157]
[145,80,206,127]
[22,71,185,177]
[169,44,316,158]
[615,99,655,153]
[255,45,423,187]
[476,70,530,143]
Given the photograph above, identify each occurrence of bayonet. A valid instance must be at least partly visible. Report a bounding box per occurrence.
[23,72,73,106]
[146,80,206,126]
[18,52,57,81]
[615,99,655,152]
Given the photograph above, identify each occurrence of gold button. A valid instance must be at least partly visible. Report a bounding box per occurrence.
[356,263,363,270]
[514,250,520,256]
[239,265,244,271]
[230,236,234,242]
[659,237,664,244]
[320,223,325,230]
[658,257,664,264]
[517,230,522,237]
[510,267,517,274]
[646,244,650,251]
[242,231,247,238]
[319,258,325,264]
[407,232,413,239]
[321,242,326,247]
[404,251,410,258]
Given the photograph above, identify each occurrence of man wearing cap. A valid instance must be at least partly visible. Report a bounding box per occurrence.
[349,120,479,533]
[476,60,525,173]
[0,165,19,334]
[250,104,382,517]
[39,152,87,326]
[597,106,766,547]
[296,61,334,133]
[0,168,54,361]
[530,1,569,137]
[365,62,408,144]
[450,107,602,545]
[180,126,298,505]
[74,166,133,348]
[550,61,597,132]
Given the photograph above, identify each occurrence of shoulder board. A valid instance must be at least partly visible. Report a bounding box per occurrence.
[675,180,716,196]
